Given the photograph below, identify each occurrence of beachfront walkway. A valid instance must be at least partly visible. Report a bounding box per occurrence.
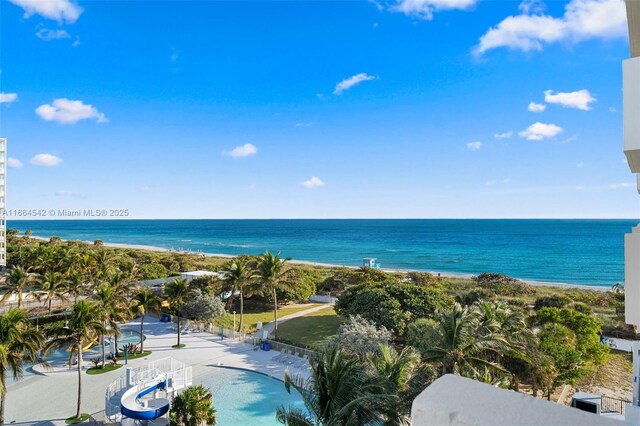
[5,316,310,425]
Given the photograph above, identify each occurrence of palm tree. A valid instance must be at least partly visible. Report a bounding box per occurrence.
[165,279,190,347]
[411,303,512,377]
[169,385,217,425]
[367,344,430,425]
[0,308,44,426]
[65,270,85,303]
[1,267,33,308]
[93,283,128,365]
[255,252,292,336]
[46,301,105,420]
[221,257,255,332]
[40,271,68,315]
[277,346,392,426]
[131,288,161,353]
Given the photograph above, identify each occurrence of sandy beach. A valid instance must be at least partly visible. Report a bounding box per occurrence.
[28,235,610,292]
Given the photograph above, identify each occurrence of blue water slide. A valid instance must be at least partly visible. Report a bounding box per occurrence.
[120,375,170,420]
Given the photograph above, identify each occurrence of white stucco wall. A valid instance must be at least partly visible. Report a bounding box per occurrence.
[411,375,622,426]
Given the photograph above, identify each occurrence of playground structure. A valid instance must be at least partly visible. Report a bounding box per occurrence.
[105,357,192,425]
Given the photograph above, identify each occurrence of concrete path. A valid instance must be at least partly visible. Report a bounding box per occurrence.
[5,316,311,425]
[260,303,334,337]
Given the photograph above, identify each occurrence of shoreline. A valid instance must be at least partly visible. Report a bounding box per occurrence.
[29,235,610,292]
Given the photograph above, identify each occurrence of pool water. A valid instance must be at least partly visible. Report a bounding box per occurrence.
[197,367,308,425]
[9,329,144,383]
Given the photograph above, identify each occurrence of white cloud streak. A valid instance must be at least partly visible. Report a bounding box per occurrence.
[8,0,82,23]
[475,0,627,55]
[494,131,513,139]
[7,158,23,168]
[0,93,18,104]
[301,176,326,189]
[389,0,477,20]
[466,141,483,150]
[528,102,546,112]
[36,28,71,41]
[35,98,107,124]
[225,143,258,158]
[333,73,376,95]
[544,89,596,110]
[31,153,63,166]
[519,122,563,140]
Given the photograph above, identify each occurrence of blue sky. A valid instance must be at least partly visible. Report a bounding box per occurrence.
[0,0,636,219]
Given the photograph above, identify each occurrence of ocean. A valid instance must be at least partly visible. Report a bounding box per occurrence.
[8,219,638,287]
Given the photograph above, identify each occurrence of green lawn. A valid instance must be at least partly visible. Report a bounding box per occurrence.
[275,307,344,348]
[116,350,152,361]
[87,364,122,375]
[215,304,321,333]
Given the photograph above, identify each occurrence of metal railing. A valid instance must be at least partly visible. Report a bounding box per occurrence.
[104,357,192,423]
[601,395,630,415]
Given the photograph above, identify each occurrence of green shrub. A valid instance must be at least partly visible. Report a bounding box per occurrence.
[534,295,571,310]
[335,282,454,335]
[473,273,534,297]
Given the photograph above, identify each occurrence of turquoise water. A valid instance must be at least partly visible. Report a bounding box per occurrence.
[10,219,639,286]
[11,329,143,382]
[197,367,306,425]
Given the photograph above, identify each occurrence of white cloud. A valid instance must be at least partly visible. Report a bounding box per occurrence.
[31,153,63,166]
[55,189,86,198]
[519,122,563,140]
[0,93,18,104]
[485,178,512,186]
[475,0,627,55]
[544,89,596,110]
[301,176,326,189]
[36,28,70,41]
[139,185,151,192]
[389,0,477,20]
[225,143,258,158]
[333,73,376,95]
[295,122,313,127]
[244,184,256,191]
[494,131,513,139]
[609,107,617,113]
[35,98,107,124]
[528,102,546,112]
[466,141,483,150]
[8,0,82,23]
[7,158,23,168]
[610,182,635,189]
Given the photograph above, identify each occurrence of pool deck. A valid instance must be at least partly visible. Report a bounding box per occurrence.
[5,316,310,425]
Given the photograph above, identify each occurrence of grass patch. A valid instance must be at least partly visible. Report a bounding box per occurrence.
[86,364,123,375]
[65,414,90,424]
[215,304,321,333]
[275,307,344,348]
[116,350,152,361]
[172,343,186,349]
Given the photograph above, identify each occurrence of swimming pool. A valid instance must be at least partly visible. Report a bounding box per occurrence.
[9,329,144,383]
[196,367,308,425]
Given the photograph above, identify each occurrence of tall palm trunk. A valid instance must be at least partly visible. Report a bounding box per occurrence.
[177,314,181,346]
[76,344,83,418]
[140,314,145,353]
[101,333,106,367]
[239,291,244,333]
[17,293,21,309]
[272,286,278,336]
[48,299,52,315]
[1,375,6,426]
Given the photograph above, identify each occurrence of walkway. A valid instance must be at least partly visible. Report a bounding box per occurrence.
[4,315,311,425]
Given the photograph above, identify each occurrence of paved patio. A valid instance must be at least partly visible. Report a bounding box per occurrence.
[5,316,311,425]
